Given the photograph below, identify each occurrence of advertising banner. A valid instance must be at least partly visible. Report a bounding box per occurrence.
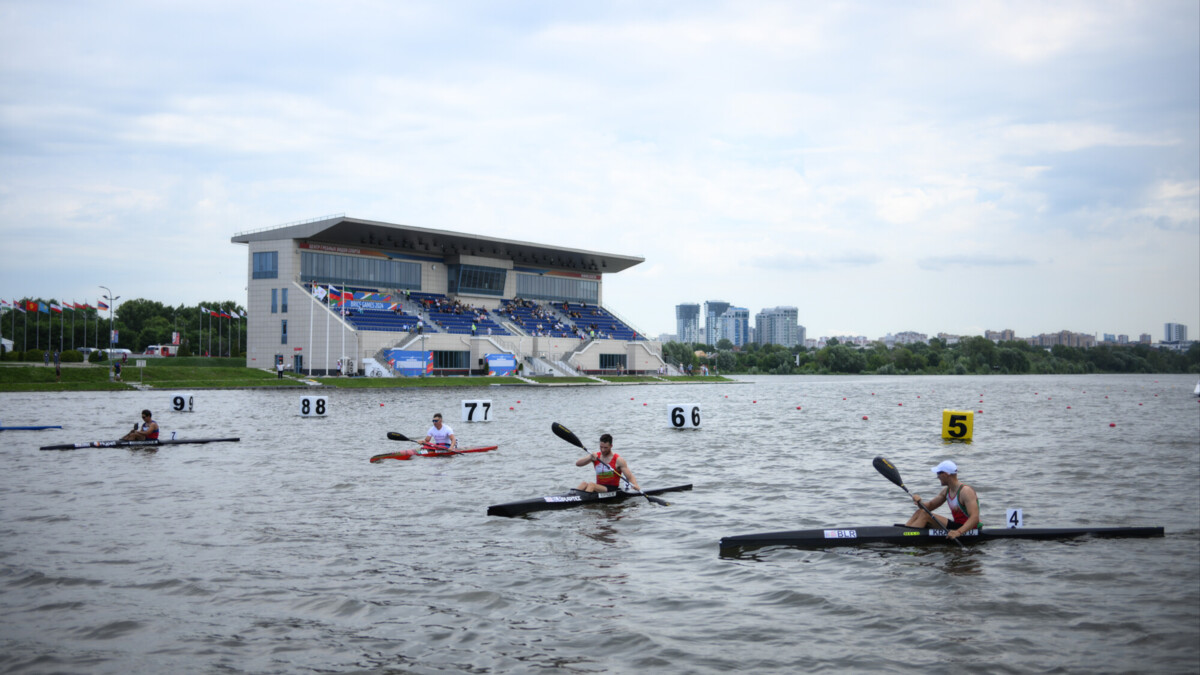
[384,349,433,377]
[485,353,517,376]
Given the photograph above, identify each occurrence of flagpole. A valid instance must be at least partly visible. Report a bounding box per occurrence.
[325,285,330,376]
[341,283,346,376]
[308,285,315,376]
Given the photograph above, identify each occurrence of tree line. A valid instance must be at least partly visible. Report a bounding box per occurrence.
[662,336,1200,375]
[1,298,245,359]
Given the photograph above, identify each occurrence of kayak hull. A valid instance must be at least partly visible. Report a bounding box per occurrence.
[39,437,240,451]
[719,525,1165,553]
[369,445,498,462]
[487,484,693,517]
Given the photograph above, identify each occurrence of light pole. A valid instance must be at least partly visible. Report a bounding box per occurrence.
[99,286,119,355]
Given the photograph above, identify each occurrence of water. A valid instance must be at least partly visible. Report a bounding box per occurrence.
[2,374,1197,674]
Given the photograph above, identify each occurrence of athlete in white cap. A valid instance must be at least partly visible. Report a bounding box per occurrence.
[904,460,981,539]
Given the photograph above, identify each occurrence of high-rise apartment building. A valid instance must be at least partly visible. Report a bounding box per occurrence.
[755,306,800,347]
[675,303,701,343]
[1164,323,1188,342]
[704,301,730,345]
[718,307,750,347]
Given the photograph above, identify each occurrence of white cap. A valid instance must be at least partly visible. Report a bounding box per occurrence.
[931,460,958,475]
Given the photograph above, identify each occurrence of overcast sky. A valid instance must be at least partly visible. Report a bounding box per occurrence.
[2,1,1197,340]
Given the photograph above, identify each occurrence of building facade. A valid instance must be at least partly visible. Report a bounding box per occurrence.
[754,306,800,347]
[675,303,701,344]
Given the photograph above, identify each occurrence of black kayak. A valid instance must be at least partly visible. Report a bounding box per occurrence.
[488,484,693,517]
[39,437,240,451]
[719,525,1164,553]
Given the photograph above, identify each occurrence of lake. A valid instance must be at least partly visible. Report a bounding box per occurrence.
[2,374,1197,674]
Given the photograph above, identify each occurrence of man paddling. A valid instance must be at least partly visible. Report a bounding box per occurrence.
[905,460,980,539]
[575,433,640,493]
[120,410,159,441]
[422,413,458,452]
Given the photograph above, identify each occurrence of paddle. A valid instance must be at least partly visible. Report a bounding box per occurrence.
[385,431,465,455]
[550,422,668,506]
[873,456,965,549]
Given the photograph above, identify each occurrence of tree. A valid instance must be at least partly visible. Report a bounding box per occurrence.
[716,338,734,350]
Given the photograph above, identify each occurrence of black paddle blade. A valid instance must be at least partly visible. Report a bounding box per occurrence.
[646,495,669,506]
[873,456,908,491]
[387,432,415,443]
[551,422,586,449]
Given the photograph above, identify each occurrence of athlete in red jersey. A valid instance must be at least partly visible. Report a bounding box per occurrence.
[574,433,640,493]
[121,410,160,441]
[905,459,981,539]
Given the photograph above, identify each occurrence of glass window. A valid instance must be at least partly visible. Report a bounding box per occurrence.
[301,251,420,288]
[516,273,599,303]
[448,264,506,296]
[281,288,288,313]
[253,251,279,279]
[281,319,288,345]
[271,288,278,314]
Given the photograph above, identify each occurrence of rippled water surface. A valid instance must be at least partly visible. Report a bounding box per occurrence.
[2,374,1198,674]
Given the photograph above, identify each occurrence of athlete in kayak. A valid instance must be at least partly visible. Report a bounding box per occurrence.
[905,459,980,539]
[422,413,458,451]
[575,433,640,493]
[121,410,159,441]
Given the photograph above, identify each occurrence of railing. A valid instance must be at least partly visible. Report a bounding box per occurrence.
[232,213,346,238]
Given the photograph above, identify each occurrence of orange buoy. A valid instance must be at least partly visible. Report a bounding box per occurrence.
[862,415,868,420]
[1109,423,1116,427]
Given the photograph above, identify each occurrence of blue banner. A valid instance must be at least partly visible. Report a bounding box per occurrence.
[384,349,432,377]
[485,353,517,376]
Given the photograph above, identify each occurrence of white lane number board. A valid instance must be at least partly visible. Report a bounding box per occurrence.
[461,400,492,422]
[1006,508,1024,529]
[669,404,701,429]
[300,396,328,417]
[171,393,195,413]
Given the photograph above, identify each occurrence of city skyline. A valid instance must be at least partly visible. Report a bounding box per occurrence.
[668,301,1188,347]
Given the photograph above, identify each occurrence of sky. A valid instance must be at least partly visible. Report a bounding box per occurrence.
[1,0,1197,341]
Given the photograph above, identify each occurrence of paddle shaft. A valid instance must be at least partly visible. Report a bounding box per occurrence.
[873,456,966,548]
[387,431,465,455]
[552,422,666,506]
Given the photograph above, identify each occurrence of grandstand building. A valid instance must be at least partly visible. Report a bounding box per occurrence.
[232,215,666,377]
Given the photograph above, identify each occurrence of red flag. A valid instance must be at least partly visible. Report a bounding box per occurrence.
[26,301,38,312]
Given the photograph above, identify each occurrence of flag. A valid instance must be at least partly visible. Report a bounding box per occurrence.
[327,286,342,304]
[312,286,327,301]
[39,302,49,314]
[50,303,63,314]
[98,300,109,310]
[210,310,219,317]
[13,300,25,313]
[26,301,38,312]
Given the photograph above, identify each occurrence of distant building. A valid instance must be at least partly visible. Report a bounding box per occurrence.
[675,303,700,344]
[1102,333,1116,343]
[1140,333,1152,344]
[755,306,800,347]
[718,307,750,347]
[886,331,928,347]
[1164,323,1188,343]
[1117,334,1129,344]
[985,329,1015,342]
[703,300,730,345]
[1026,330,1096,348]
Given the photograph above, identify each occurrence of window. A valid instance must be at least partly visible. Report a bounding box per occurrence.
[301,251,420,288]
[516,273,599,303]
[448,264,507,296]
[281,319,288,345]
[600,354,627,370]
[281,288,288,313]
[271,289,278,314]
[432,350,470,370]
[253,251,279,279]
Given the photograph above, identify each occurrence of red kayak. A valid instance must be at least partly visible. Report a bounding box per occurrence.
[370,444,499,462]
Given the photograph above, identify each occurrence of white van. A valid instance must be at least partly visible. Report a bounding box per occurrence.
[103,348,133,359]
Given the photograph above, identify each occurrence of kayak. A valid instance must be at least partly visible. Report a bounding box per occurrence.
[718,525,1165,553]
[488,484,693,517]
[370,445,498,462]
[0,425,63,431]
[39,437,240,451]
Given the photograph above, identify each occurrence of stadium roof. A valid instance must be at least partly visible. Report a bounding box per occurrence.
[232,214,644,274]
